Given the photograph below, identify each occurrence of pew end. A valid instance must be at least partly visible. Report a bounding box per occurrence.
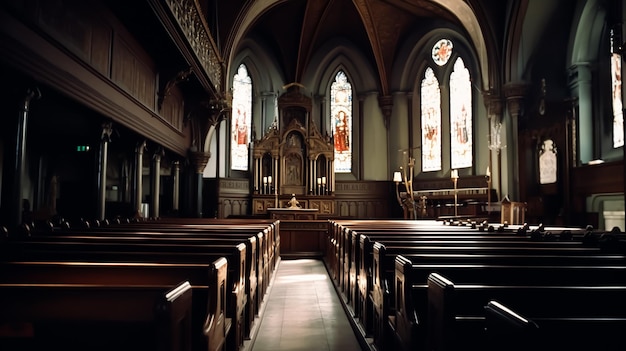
[484,300,539,351]
[0,280,194,351]
[204,257,231,351]
[427,272,456,351]
[391,255,423,351]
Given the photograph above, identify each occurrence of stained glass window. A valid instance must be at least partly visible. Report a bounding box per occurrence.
[331,71,353,173]
[450,57,473,169]
[432,39,453,66]
[231,64,252,171]
[611,53,624,148]
[421,67,442,172]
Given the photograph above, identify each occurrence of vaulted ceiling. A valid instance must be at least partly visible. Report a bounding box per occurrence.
[106,0,506,99]
[212,0,506,96]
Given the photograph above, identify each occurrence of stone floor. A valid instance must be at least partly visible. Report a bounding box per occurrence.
[249,258,364,351]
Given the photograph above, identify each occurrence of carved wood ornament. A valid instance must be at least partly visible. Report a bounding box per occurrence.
[252,84,334,211]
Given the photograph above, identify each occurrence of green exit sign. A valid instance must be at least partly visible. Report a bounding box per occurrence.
[76,145,90,152]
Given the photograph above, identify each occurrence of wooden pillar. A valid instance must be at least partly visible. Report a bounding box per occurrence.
[135,141,147,217]
[172,161,180,212]
[151,148,163,218]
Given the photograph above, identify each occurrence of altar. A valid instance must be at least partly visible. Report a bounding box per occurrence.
[267,207,319,220]
[249,85,334,257]
[250,83,335,217]
[267,196,325,258]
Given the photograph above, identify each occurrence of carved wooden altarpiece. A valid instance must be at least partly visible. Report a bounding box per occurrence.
[251,84,335,216]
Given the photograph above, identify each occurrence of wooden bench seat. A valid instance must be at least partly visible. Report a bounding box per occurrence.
[330,221,590,297]
[9,230,270,324]
[355,236,613,340]
[16,227,268,330]
[0,280,194,351]
[42,224,276,300]
[0,258,232,350]
[96,219,280,271]
[5,219,283,351]
[1,238,248,351]
[422,273,626,351]
[326,219,624,351]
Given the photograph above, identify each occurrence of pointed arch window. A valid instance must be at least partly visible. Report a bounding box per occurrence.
[331,70,353,173]
[449,57,473,169]
[611,53,624,148]
[231,64,252,171]
[420,40,474,172]
[421,67,442,172]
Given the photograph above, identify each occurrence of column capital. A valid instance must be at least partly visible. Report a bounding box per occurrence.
[482,90,503,119]
[503,82,530,119]
[503,82,530,99]
[189,150,211,174]
[101,121,113,142]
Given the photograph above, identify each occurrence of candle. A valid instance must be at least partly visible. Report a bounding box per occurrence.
[263,176,268,184]
[321,176,326,185]
[486,166,491,178]
[268,175,272,184]
[451,169,459,179]
[317,177,322,185]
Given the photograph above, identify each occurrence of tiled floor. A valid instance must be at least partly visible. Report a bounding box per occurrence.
[250,258,364,351]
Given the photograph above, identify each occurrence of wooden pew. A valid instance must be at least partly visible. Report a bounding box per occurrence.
[25,224,268,337]
[51,221,277,302]
[425,273,626,351]
[1,238,247,351]
[102,218,280,274]
[0,280,194,351]
[9,218,282,351]
[330,220,589,307]
[391,260,626,351]
[326,219,622,350]
[358,235,611,344]
[39,217,279,289]
[483,300,539,351]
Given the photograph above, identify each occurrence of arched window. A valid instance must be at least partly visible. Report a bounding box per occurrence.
[449,57,473,169]
[231,64,252,171]
[420,39,474,172]
[421,67,442,172]
[611,52,624,148]
[331,70,353,173]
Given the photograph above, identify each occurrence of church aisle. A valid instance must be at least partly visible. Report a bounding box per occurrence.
[250,259,364,351]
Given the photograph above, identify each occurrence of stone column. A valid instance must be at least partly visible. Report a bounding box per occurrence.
[189,151,211,218]
[14,87,40,227]
[503,83,529,201]
[97,122,113,221]
[483,91,503,199]
[568,64,593,164]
